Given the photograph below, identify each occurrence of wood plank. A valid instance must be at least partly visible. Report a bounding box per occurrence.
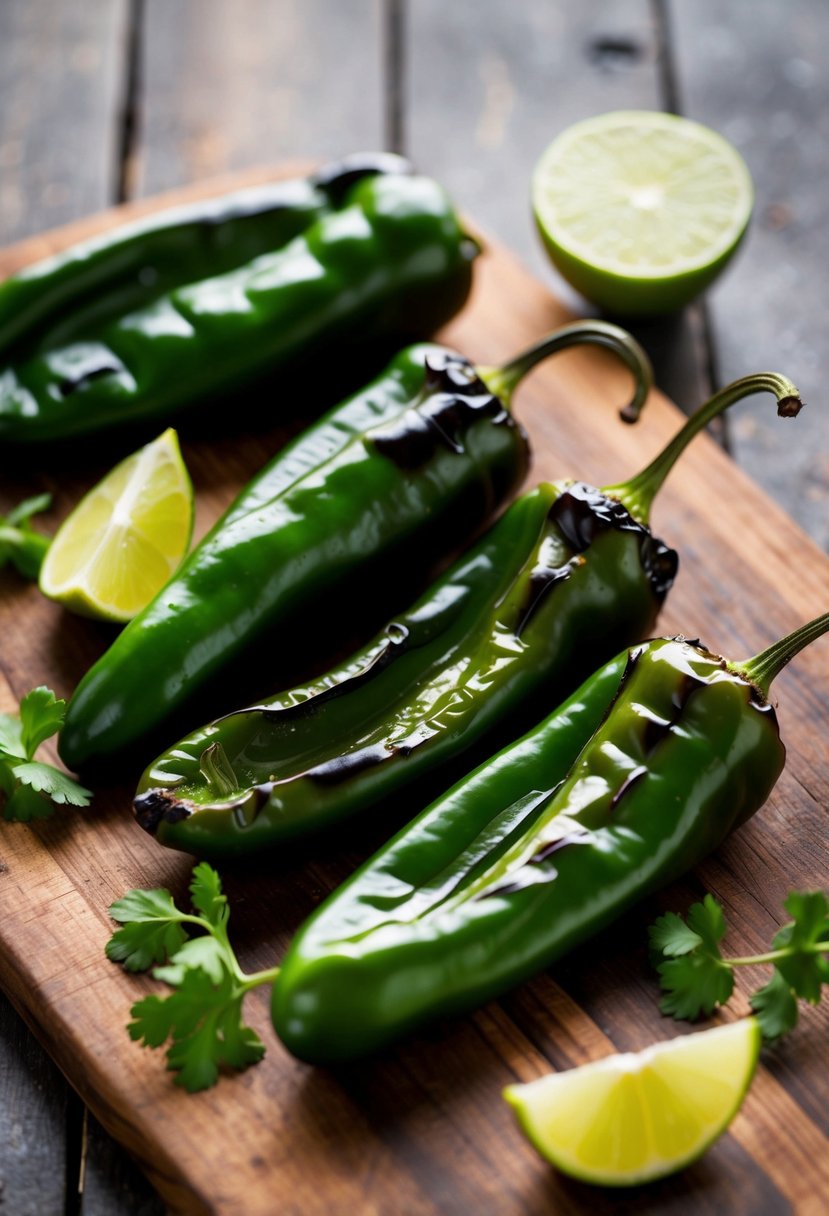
[133,0,383,198]
[669,0,829,546]
[1,169,829,1214]
[0,994,74,1216]
[407,0,713,413]
[80,1111,165,1216]
[0,0,128,244]
[0,4,131,1211]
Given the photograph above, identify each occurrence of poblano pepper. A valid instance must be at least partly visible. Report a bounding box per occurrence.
[59,321,651,771]
[134,372,801,859]
[0,153,475,443]
[272,607,829,1064]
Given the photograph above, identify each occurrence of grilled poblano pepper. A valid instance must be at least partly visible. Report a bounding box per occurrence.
[134,372,801,858]
[60,321,651,771]
[0,154,476,443]
[272,607,829,1063]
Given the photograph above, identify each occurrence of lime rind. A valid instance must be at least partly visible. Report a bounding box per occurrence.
[39,427,193,622]
[504,1018,761,1187]
[532,110,754,315]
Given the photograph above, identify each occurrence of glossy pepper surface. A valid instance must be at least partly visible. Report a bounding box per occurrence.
[0,153,476,443]
[60,321,651,771]
[134,371,801,858]
[272,606,829,1064]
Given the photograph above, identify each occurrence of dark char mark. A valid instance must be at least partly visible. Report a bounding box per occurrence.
[609,764,647,810]
[516,483,678,635]
[58,358,123,397]
[311,152,414,206]
[134,788,193,834]
[372,353,518,471]
[242,623,411,726]
[300,741,393,786]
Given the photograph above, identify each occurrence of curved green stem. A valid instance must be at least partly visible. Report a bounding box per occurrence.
[240,966,281,992]
[732,610,829,696]
[727,944,829,967]
[604,372,803,524]
[478,320,653,422]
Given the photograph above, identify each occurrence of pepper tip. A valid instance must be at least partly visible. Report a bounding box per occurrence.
[619,401,641,425]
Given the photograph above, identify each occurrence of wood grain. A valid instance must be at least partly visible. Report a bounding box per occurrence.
[0,4,135,1210]
[0,0,128,244]
[2,168,829,1216]
[0,993,74,1216]
[134,0,383,197]
[407,0,714,414]
[669,0,829,548]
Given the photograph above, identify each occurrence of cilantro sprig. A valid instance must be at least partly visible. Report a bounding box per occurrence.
[107,863,280,1092]
[0,494,52,580]
[650,890,829,1041]
[0,686,91,820]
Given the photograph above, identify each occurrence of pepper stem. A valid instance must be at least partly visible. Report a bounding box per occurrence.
[478,320,653,422]
[732,610,829,697]
[604,372,803,524]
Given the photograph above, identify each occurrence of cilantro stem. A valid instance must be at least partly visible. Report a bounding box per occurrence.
[726,943,829,968]
[240,967,281,991]
[176,912,280,991]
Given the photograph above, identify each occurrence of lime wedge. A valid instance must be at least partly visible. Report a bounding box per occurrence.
[39,428,193,622]
[504,1018,761,1186]
[532,110,754,316]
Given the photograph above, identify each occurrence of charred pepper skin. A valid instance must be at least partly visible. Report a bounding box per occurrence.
[59,345,529,771]
[131,370,803,860]
[0,154,410,355]
[136,481,675,858]
[271,638,786,1064]
[60,321,653,772]
[0,154,476,443]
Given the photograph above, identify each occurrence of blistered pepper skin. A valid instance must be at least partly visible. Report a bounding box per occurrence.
[271,639,785,1064]
[0,155,475,443]
[59,346,529,771]
[135,481,675,858]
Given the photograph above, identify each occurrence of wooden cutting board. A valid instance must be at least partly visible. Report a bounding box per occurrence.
[1,169,829,1216]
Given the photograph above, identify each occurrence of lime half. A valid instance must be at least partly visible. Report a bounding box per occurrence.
[504,1018,761,1187]
[533,110,754,315]
[39,428,193,622]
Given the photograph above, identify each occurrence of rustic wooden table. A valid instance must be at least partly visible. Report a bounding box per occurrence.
[0,2,826,1213]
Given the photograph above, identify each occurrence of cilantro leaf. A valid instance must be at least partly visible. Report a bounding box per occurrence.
[771,891,829,1003]
[106,920,189,973]
[650,888,829,1045]
[751,970,800,1042]
[0,684,90,821]
[649,910,704,958]
[108,864,279,1092]
[653,895,733,1020]
[156,936,227,986]
[0,761,15,799]
[106,887,191,972]
[0,713,25,759]
[5,494,52,528]
[109,886,185,925]
[18,687,67,758]
[0,494,52,580]
[2,784,55,822]
[128,966,265,1092]
[190,861,228,929]
[686,893,728,951]
[11,761,91,807]
[657,951,734,1020]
